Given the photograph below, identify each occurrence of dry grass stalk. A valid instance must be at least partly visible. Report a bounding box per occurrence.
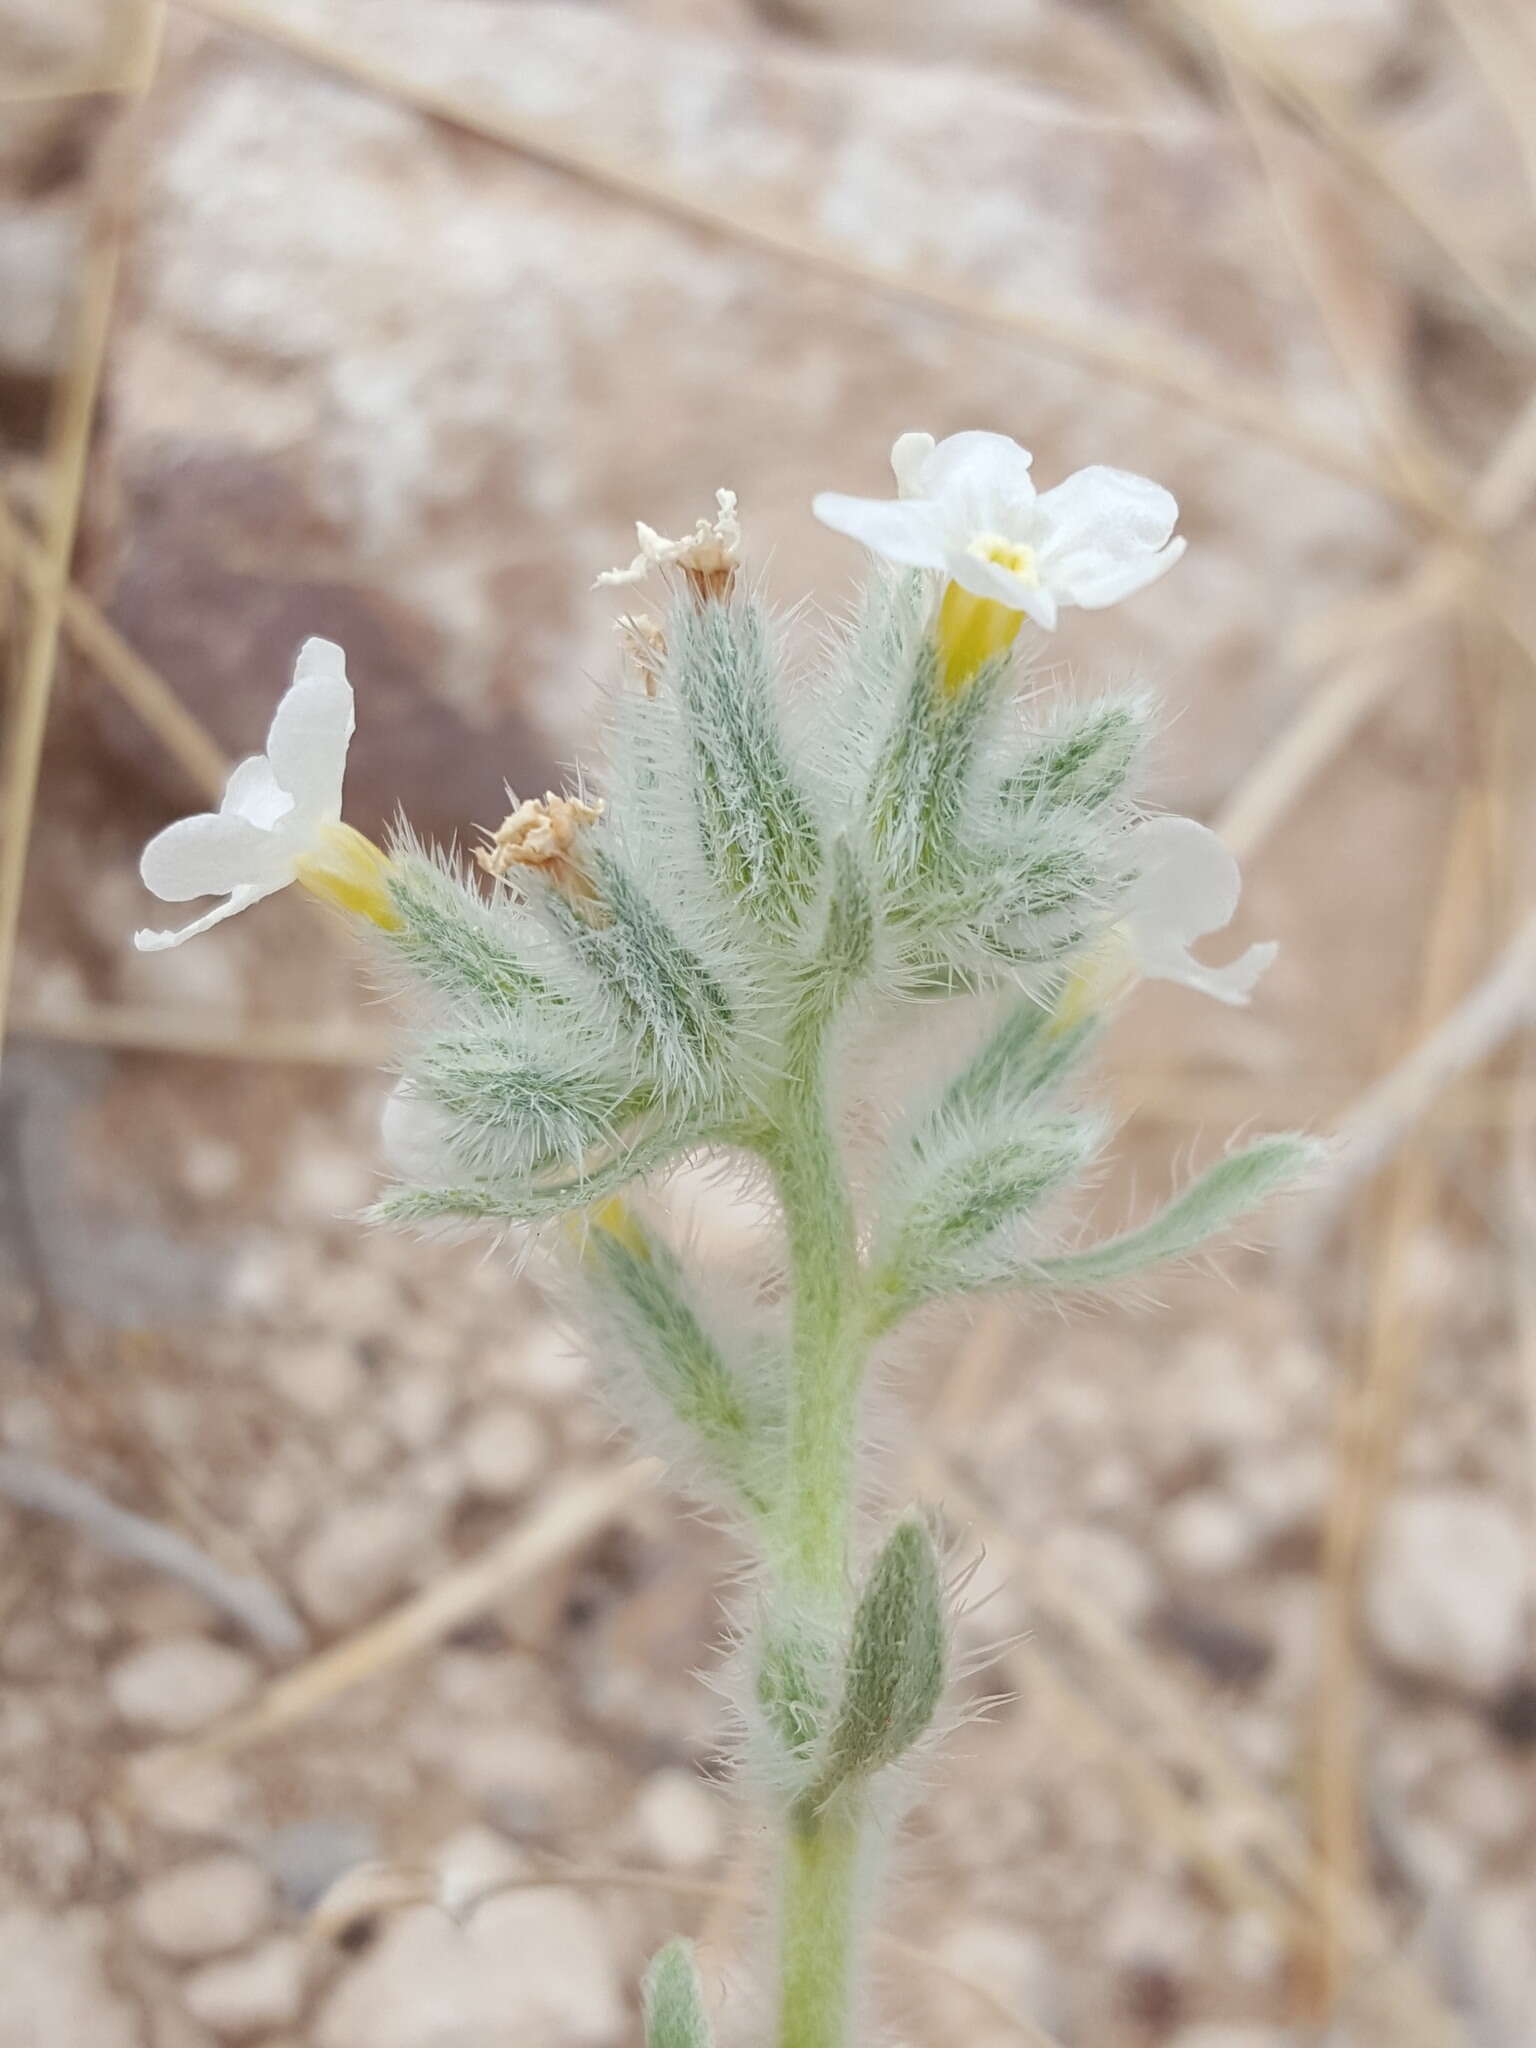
[0,495,229,801]
[140,1460,659,1771]
[0,2,167,1062]
[10,996,393,1067]
[1168,0,1536,347]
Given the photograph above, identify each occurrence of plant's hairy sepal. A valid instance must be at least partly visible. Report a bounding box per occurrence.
[865,640,1010,894]
[408,1019,641,1181]
[932,997,1097,1130]
[1019,1134,1325,1292]
[794,836,875,1036]
[643,1940,713,2048]
[872,1111,1106,1321]
[543,851,736,1105]
[810,1516,946,1803]
[1000,691,1153,813]
[373,1118,741,1231]
[669,594,823,930]
[384,839,551,1010]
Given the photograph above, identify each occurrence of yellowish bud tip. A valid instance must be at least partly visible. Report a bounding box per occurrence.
[294,822,402,931]
[562,1196,650,1262]
[1054,927,1136,1031]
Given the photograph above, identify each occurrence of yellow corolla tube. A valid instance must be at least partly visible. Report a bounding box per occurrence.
[935,536,1041,693]
[294,821,403,931]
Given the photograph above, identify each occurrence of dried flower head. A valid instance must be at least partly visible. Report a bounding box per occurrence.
[476,791,604,887]
[616,611,668,696]
[597,488,742,600]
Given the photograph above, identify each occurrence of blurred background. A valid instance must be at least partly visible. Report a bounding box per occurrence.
[2,0,1535,2042]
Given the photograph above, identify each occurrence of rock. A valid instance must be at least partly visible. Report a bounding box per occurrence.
[1102,1882,1205,1974]
[379,1365,455,1451]
[125,1749,249,1834]
[107,1635,257,1734]
[937,1919,1063,2039]
[133,1853,273,1962]
[1039,1522,1158,1627]
[262,1817,380,1914]
[461,1401,551,1501]
[1231,1445,1326,1542]
[433,1824,528,1918]
[294,1494,438,1628]
[0,1908,137,2048]
[181,1936,305,2038]
[1155,1602,1273,1689]
[265,1336,365,1418]
[316,1893,623,2048]
[1364,1489,1526,1692]
[1162,1490,1259,1576]
[631,1767,723,1871]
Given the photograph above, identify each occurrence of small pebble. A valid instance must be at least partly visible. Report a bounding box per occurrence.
[133,1854,273,1962]
[108,1637,257,1735]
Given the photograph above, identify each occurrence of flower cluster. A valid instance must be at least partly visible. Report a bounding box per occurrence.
[133,428,1310,2048]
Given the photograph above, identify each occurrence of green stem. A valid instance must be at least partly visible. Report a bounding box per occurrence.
[767,1029,868,2048]
[777,1801,864,2048]
[772,1093,862,1617]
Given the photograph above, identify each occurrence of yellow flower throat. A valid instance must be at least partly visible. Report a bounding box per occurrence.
[936,533,1037,693]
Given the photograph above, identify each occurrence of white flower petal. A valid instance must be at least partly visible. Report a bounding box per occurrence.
[1060,536,1187,610]
[1160,940,1279,1006]
[265,639,354,820]
[921,430,1035,509]
[139,811,292,903]
[811,491,949,568]
[890,431,935,498]
[134,882,280,953]
[1035,464,1179,563]
[221,753,294,830]
[1124,816,1273,1006]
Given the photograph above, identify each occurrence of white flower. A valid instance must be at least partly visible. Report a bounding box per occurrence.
[134,638,388,951]
[596,488,742,597]
[813,430,1185,631]
[1122,816,1276,1006]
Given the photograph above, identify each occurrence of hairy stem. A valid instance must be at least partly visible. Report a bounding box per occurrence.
[777,1800,865,2048]
[768,1026,868,2048]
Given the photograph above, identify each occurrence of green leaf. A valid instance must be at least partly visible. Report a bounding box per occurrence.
[1022,1134,1325,1290]
[586,1216,764,1501]
[643,1940,713,2048]
[757,1624,829,1762]
[812,1517,946,1802]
